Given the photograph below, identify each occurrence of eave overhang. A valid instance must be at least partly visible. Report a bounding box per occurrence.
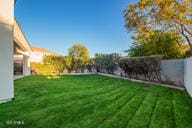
[14,18,32,53]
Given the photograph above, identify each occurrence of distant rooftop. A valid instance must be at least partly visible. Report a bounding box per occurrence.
[32,47,60,56]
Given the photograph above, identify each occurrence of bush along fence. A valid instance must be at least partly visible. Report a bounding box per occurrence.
[31,54,192,96]
[94,53,120,74]
[31,54,184,87]
[95,55,192,98]
[31,55,96,75]
[117,55,163,82]
[95,55,186,88]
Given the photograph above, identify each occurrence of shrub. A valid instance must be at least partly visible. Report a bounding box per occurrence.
[117,55,163,81]
[95,53,120,74]
[70,57,85,72]
[31,62,57,75]
[43,55,65,73]
[86,59,95,72]
[31,44,93,74]
[63,57,72,73]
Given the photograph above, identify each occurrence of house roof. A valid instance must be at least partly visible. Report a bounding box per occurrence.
[32,47,60,56]
[14,18,32,53]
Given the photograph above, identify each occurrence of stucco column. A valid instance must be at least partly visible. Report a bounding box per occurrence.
[23,54,31,76]
[0,0,14,103]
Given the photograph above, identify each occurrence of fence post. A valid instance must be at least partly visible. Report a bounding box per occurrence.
[184,57,192,97]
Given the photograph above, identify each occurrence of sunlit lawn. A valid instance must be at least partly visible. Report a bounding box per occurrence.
[0,75,192,128]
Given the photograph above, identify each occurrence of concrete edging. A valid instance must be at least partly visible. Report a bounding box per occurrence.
[0,98,12,104]
[14,75,25,80]
[64,72,97,75]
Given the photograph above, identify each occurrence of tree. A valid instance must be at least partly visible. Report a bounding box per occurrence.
[127,31,184,59]
[68,44,90,72]
[124,0,192,50]
[68,44,90,61]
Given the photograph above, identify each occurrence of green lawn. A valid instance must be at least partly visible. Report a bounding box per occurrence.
[0,75,192,128]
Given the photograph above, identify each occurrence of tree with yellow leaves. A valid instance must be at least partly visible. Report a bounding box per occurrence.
[124,0,192,50]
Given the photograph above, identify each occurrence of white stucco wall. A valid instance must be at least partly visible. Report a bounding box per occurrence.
[14,55,23,60]
[30,51,52,63]
[14,54,31,76]
[0,0,14,26]
[23,54,31,76]
[184,57,192,97]
[0,0,14,102]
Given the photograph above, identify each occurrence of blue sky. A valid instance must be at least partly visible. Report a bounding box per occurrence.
[15,0,138,57]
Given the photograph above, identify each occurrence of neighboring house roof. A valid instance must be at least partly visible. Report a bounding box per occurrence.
[32,47,60,56]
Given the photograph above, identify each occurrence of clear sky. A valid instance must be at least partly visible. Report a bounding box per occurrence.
[15,0,138,57]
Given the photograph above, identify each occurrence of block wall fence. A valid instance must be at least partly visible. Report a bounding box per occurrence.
[111,57,192,97]
[184,57,192,97]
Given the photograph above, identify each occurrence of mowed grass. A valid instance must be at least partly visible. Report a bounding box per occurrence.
[0,75,192,128]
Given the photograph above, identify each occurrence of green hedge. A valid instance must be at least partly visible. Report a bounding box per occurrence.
[31,63,58,75]
[94,53,119,74]
[118,55,163,81]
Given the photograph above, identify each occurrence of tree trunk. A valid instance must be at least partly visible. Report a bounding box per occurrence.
[179,24,192,52]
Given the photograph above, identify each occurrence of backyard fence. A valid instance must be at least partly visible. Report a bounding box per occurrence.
[184,57,192,97]
[97,56,192,97]
[160,59,184,87]
[112,60,185,87]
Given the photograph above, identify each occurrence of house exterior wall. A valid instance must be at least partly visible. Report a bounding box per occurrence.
[23,54,31,76]
[0,0,14,103]
[14,54,31,76]
[30,51,53,63]
[14,55,23,75]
